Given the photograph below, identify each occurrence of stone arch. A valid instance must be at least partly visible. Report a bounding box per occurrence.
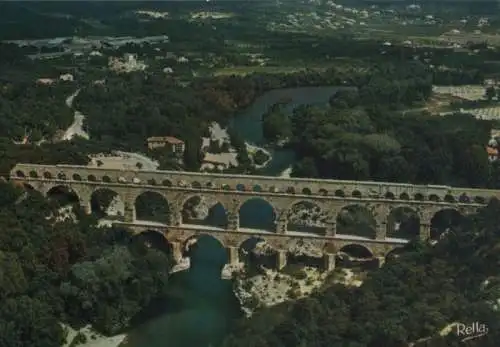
[414,193,424,201]
[337,244,374,268]
[57,172,67,180]
[239,236,277,270]
[385,191,395,199]
[147,178,157,186]
[334,189,345,197]
[286,187,296,194]
[132,229,172,255]
[15,170,25,178]
[352,190,362,198]
[192,181,202,189]
[286,238,325,270]
[319,188,328,196]
[399,192,410,200]
[183,233,226,252]
[474,196,486,204]
[238,197,277,232]
[182,234,228,270]
[161,179,172,187]
[236,184,246,191]
[88,174,97,182]
[444,194,455,203]
[458,193,470,203]
[206,181,215,189]
[20,182,36,191]
[102,175,112,183]
[222,184,231,190]
[302,187,312,195]
[253,184,262,192]
[430,208,464,241]
[90,188,124,218]
[286,200,327,235]
[134,191,170,225]
[29,170,38,178]
[181,195,227,229]
[46,185,80,206]
[386,206,420,240]
[385,246,407,262]
[429,194,440,202]
[43,171,53,179]
[336,204,377,239]
[72,173,82,181]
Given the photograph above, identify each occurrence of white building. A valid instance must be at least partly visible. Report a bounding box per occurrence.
[60,73,74,82]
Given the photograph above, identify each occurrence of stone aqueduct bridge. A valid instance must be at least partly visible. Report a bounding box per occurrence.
[10,163,496,271]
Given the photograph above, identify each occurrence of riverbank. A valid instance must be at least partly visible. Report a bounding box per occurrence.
[201,122,273,171]
[62,324,127,347]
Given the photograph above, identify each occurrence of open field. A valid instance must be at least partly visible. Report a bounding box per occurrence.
[213,58,367,76]
[213,65,309,76]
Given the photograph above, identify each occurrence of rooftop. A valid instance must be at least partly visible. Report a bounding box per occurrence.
[147,136,184,144]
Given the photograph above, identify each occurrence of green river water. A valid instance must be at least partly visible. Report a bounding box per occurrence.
[122,86,349,347]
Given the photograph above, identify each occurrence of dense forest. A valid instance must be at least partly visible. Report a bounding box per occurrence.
[222,200,500,347]
[290,88,496,188]
[0,182,172,346]
[0,82,74,141]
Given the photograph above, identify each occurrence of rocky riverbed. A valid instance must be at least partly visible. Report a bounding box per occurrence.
[229,240,367,317]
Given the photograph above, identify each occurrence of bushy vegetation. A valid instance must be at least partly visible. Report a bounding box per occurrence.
[0,82,74,141]
[0,182,172,346]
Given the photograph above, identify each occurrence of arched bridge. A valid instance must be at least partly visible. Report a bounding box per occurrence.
[10,163,493,271]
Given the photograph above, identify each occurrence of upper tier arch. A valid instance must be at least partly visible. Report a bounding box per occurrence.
[9,163,499,204]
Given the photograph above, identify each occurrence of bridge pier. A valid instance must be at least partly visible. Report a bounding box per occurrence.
[419,223,431,241]
[227,246,239,265]
[376,223,387,239]
[325,222,336,236]
[80,200,91,215]
[276,218,287,233]
[124,203,136,223]
[323,253,336,272]
[276,250,287,270]
[377,256,385,268]
[227,212,239,230]
[171,241,183,262]
[170,208,182,226]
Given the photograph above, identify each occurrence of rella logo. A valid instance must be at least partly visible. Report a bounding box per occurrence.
[456,322,488,342]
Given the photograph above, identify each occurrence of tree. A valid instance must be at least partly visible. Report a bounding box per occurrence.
[485,86,496,101]
[261,104,292,143]
[136,162,143,170]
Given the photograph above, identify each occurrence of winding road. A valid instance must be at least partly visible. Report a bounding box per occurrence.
[63,89,89,140]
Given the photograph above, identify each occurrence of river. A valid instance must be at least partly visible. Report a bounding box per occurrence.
[119,86,348,347]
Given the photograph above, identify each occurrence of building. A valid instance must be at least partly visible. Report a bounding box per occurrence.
[487,146,498,162]
[36,78,55,85]
[108,53,147,73]
[60,73,74,82]
[147,136,185,155]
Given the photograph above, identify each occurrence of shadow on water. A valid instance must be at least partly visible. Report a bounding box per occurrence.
[123,236,242,347]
